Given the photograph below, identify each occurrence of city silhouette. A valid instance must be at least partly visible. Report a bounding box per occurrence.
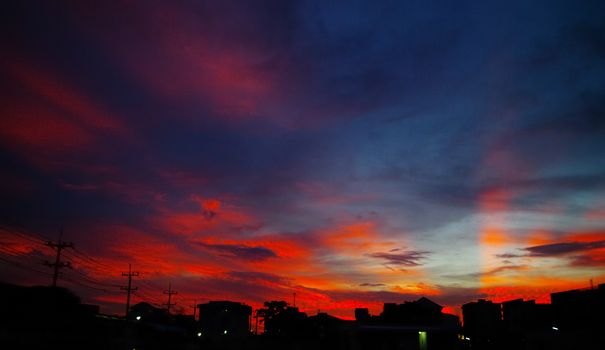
[1,280,603,349]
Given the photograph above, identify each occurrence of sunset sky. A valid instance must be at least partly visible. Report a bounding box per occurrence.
[1,0,604,319]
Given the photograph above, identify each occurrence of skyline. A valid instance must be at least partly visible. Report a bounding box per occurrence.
[1,0,605,318]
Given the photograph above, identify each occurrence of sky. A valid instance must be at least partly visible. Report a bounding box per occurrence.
[1,0,604,319]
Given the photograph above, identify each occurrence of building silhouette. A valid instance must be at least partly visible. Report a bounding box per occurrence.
[2,280,604,349]
[197,300,252,338]
[501,298,552,334]
[129,301,170,323]
[355,297,460,350]
[355,307,371,322]
[549,283,605,349]
[551,282,605,331]
[462,298,501,347]
[462,284,605,349]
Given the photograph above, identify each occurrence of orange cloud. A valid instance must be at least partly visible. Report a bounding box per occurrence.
[481,227,513,246]
[102,225,192,275]
[525,229,555,246]
[392,283,441,296]
[321,221,393,252]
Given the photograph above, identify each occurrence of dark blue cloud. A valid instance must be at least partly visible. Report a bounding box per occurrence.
[525,241,605,257]
[367,250,430,267]
[359,283,386,287]
[195,242,277,261]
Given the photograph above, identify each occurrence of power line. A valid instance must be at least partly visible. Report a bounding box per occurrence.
[62,276,122,294]
[132,291,163,308]
[66,267,121,288]
[69,247,115,271]
[0,255,54,277]
[61,250,115,275]
[137,278,165,292]
[0,229,46,247]
[0,246,31,257]
[0,223,53,243]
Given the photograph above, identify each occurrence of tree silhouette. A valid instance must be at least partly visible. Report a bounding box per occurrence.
[257,300,288,335]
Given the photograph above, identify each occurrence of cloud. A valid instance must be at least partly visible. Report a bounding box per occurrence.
[444,265,528,280]
[494,253,524,259]
[186,274,290,305]
[569,254,605,267]
[322,289,421,304]
[366,250,430,267]
[359,283,386,287]
[443,262,529,280]
[0,56,128,157]
[524,240,605,256]
[152,197,261,237]
[495,237,605,267]
[195,242,278,261]
[227,271,289,285]
[432,285,488,306]
[523,239,605,267]
[324,284,487,309]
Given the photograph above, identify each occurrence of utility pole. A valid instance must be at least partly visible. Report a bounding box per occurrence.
[190,299,198,321]
[44,232,73,287]
[163,282,177,314]
[254,311,259,335]
[121,264,139,318]
[293,292,296,307]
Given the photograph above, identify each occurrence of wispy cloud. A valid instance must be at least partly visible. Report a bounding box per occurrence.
[444,265,528,280]
[494,253,524,259]
[359,282,386,287]
[366,250,430,267]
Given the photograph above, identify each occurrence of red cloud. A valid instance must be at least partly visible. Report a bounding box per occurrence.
[0,102,93,152]
[480,285,564,304]
[4,57,125,135]
[67,2,276,121]
[151,196,260,236]
[0,228,45,256]
[0,55,134,171]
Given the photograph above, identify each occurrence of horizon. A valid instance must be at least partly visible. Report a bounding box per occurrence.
[1,276,598,320]
[1,0,604,320]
